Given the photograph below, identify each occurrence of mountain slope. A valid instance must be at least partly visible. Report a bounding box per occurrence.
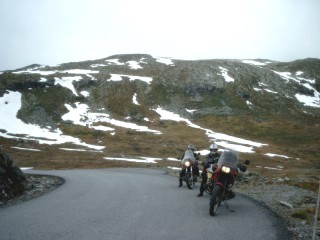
[0,54,319,181]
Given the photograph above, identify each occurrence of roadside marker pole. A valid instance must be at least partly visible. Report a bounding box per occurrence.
[312,181,320,240]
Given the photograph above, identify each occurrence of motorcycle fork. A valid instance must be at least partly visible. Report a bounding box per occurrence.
[221,178,235,213]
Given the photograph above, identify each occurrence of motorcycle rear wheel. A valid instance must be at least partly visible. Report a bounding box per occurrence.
[209,185,222,216]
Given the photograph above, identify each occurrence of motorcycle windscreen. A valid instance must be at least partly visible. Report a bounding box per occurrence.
[181,149,196,164]
[217,150,239,170]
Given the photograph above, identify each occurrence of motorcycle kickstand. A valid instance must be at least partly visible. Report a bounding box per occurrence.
[223,200,235,213]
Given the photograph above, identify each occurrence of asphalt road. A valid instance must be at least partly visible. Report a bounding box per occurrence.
[0,168,290,240]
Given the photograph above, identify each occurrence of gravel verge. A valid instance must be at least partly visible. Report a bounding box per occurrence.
[0,174,64,208]
[234,173,320,240]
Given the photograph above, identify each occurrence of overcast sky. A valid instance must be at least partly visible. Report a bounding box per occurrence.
[1,0,320,71]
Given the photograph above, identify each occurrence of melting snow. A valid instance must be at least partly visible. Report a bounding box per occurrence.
[62,102,161,134]
[1,90,276,160]
[62,69,99,75]
[105,59,125,65]
[80,91,90,97]
[218,67,234,82]
[254,87,277,94]
[13,70,56,76]
[132,93,140,105]
[273,71,320,108]
[105,58,147,69]
[295,93,320,107]
[154,57,175,66]
[186,108,197,113]
[13,69,98,75]
[0,91,105,150]
[153,106,266,153]
[103,156,160,163]
[11,147,41,152]
[54,76,82,96]
[242,60,269,66]
[107,74,152,84]
[246,100,253,109]
[59,148,102,153]
[90,63,107,68]
[264,89,278,94]
[265,153,291,159]
[127,61,143,70]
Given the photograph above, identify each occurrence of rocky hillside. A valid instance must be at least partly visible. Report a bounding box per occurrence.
[0,54,319,182]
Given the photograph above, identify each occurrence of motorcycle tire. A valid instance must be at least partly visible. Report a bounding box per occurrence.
[185,174,194,189]
[209,185,222,216]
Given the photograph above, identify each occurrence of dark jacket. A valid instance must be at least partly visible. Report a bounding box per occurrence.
[202,152,220,170]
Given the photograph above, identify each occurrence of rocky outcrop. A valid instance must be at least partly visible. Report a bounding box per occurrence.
[0,147,26,203]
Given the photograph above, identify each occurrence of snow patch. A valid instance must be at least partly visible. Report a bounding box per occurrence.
[132,93,140,105]
[0,91,104,150]
[265,153,291,159]
[154,57,175,66]
[242,60,269,66]
[218,67,234,82]
[273,71,320,108]
[153,106,266,153]
[54,76,82,96]
[107,74,152,84]
[62,102,161,134]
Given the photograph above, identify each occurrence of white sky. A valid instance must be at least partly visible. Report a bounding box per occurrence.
[0,0,320,71]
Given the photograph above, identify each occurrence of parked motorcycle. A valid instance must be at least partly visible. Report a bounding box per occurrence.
[208,150,249,216]
[181,160,197,189]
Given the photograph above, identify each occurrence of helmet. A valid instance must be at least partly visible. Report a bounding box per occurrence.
[187,144,195,151]
[209,143,218,152]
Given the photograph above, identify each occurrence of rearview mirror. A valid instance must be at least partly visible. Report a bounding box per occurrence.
[244,160,250,165]
[239,164,247,172]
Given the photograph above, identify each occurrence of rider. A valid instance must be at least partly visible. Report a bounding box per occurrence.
[197,143,220,197]
[179,144,200,187]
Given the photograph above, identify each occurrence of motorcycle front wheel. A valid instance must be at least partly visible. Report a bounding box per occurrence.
[209,185,222,216]
[185,173,194,189]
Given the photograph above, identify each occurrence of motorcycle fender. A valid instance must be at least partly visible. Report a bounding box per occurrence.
[215,182,225,189]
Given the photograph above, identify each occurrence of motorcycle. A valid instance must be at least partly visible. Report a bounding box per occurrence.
[181,159,198,189]
[208,150,249,216]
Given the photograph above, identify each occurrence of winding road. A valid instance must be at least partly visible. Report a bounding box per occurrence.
[0,168,290,240]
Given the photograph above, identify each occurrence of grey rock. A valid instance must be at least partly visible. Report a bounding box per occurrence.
[279,200,294,209]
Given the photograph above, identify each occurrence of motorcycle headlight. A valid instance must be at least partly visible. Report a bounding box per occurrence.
[184,161,191,167]
[222,166,231,173]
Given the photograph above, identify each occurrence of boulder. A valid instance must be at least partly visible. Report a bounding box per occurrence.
[0,147,26,202]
